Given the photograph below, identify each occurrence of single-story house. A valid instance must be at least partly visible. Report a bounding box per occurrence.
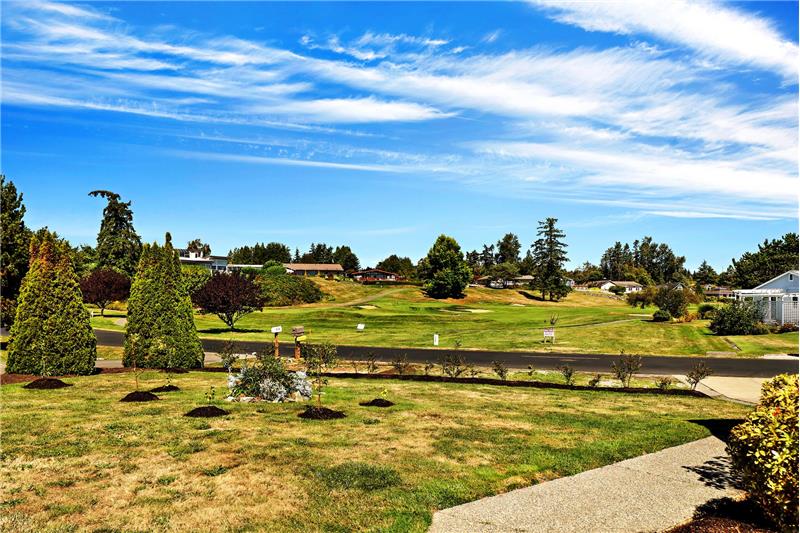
[656,282,686,291]
[703,286,734,299]
[565,278,575,288]
[477,274,535,289]
[351,269,402,283]
[734,270,799,325]
[585,280,643,293]
[283,263,344,277]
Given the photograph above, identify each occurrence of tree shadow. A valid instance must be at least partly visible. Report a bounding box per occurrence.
[517,290,544,301]
[688,497,776,531]
[688,418,744,443]
[198,327,265,334]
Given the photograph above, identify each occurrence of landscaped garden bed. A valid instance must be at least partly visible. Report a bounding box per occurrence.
[0,370,748,532]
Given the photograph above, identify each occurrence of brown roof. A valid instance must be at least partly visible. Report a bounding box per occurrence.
[283,263,344,271]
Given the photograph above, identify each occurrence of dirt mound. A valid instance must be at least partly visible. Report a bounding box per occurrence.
[23,378,72,390]
[298,406,346,420]
[184,406,229,418]
[120,391,159,402]
[359,398,395,407]
[150,385,180,393]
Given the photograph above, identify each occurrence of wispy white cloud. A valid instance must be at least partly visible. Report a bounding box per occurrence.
[531,0,798,79]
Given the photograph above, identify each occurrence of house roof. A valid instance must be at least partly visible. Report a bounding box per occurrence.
[613,281,643,288]
[753,270,800,290]
[514,275,535,281]
[352,268,399,276]
[283,263,344,271]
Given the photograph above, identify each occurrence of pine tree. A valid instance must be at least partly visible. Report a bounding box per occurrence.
[124,233,203,369]
[496,233,521,264]
[530,218,570,301]
[89,190,142,276]
[7,230,97,375]
[1,176,32,326]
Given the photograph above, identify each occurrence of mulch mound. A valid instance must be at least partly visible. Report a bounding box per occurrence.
[184,406,229,418]
[669,517,774,532]
[22,378,72,390]
[150,385,181,393]
[120,391,160,402]
[298,406,346,420]
[359,398,395,407]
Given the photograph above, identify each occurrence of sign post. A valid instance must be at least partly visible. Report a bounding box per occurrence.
[543,327,555,344]
[433,333,439,347]
[292,326,305,360]
[356,323,365,332]
[271,326,282,358]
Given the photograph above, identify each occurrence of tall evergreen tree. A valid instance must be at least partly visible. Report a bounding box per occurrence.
[186,238,211,257]
[1,176,32,325]
[418,235,472,298]
[7,230,96,375]
[376,254,416,279]
[530,218,570,301]
[693,260,719,285]
[333,245,360,271]
[124,233,203,369]
[89,190,142,276]
[496,233,521,264]
[730,233,799,288]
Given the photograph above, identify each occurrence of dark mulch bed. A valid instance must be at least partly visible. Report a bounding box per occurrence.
[23,377,72,390]
[120,391,160,402]
[150,384,181,393]
[359,398,395,407]
[161,367,190,374]
[298,406,346,420]
[668,498,777,533]
[184,405,229,418]
[323,372,709,397]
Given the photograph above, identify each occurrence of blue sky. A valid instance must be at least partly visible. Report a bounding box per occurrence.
[2,1,797,270]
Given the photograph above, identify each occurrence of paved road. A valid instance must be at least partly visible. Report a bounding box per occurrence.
[94,329,797,377]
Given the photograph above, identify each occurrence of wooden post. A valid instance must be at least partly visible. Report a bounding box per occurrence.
[294,338,301,361]
[274,333,280,358]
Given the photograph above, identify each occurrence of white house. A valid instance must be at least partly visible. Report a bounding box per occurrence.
[734,270,799,325]
[585,280,643,293]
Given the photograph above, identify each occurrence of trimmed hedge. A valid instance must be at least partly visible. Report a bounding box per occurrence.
[728,374,798,532]
[124,234,203,369]
[7,230,96,375]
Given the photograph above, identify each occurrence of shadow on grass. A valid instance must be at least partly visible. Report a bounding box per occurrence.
[517,290,544,301]
[688,418,744,443]
[198,327,265,334]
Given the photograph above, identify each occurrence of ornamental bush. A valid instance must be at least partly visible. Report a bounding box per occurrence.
[7,230,96,375]
[709,300,764,335]
[652,309,671,322]
[124,234,203,369]
[728,374,798,532]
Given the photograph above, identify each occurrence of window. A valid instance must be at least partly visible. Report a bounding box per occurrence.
[790,274,794,281]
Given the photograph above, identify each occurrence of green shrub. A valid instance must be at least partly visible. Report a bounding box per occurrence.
[255,274,323,306]
[728,374,798,531]
[611,351,641,388]
[124,234,203,369]
[652,309,671,322]
[181,265,211,300]
[7,230,97,375]
[710,301,764,335]
[654,287,689,318]
[697,302,719,319]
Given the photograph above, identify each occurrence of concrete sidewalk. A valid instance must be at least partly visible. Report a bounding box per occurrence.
[691,376,767,405]
[429,437,741,533]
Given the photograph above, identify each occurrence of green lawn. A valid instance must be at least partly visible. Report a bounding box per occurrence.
[89,283,798,357]
[0,371,748,532]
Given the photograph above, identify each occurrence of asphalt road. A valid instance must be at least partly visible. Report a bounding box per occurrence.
[94,329,798,378]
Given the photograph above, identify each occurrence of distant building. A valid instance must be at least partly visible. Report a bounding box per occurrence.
[734,270,799,325]
[177,249,229,272]
[703,286,734,299]
[351,269,402,283]
[283,263,344,277]
[584,280,643,293]
[655,282,686,291]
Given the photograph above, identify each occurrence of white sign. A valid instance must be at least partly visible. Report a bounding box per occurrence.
[356,323,365,331]
[271,326,282,334]
[433,334,439,346]
[543,328,555,337]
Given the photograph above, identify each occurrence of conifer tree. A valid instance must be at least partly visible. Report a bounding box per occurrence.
[89,190,142,276]
[7,230,97,375]
[124,233,203,369]
[530,218,570,301]
[1,176,32,326]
